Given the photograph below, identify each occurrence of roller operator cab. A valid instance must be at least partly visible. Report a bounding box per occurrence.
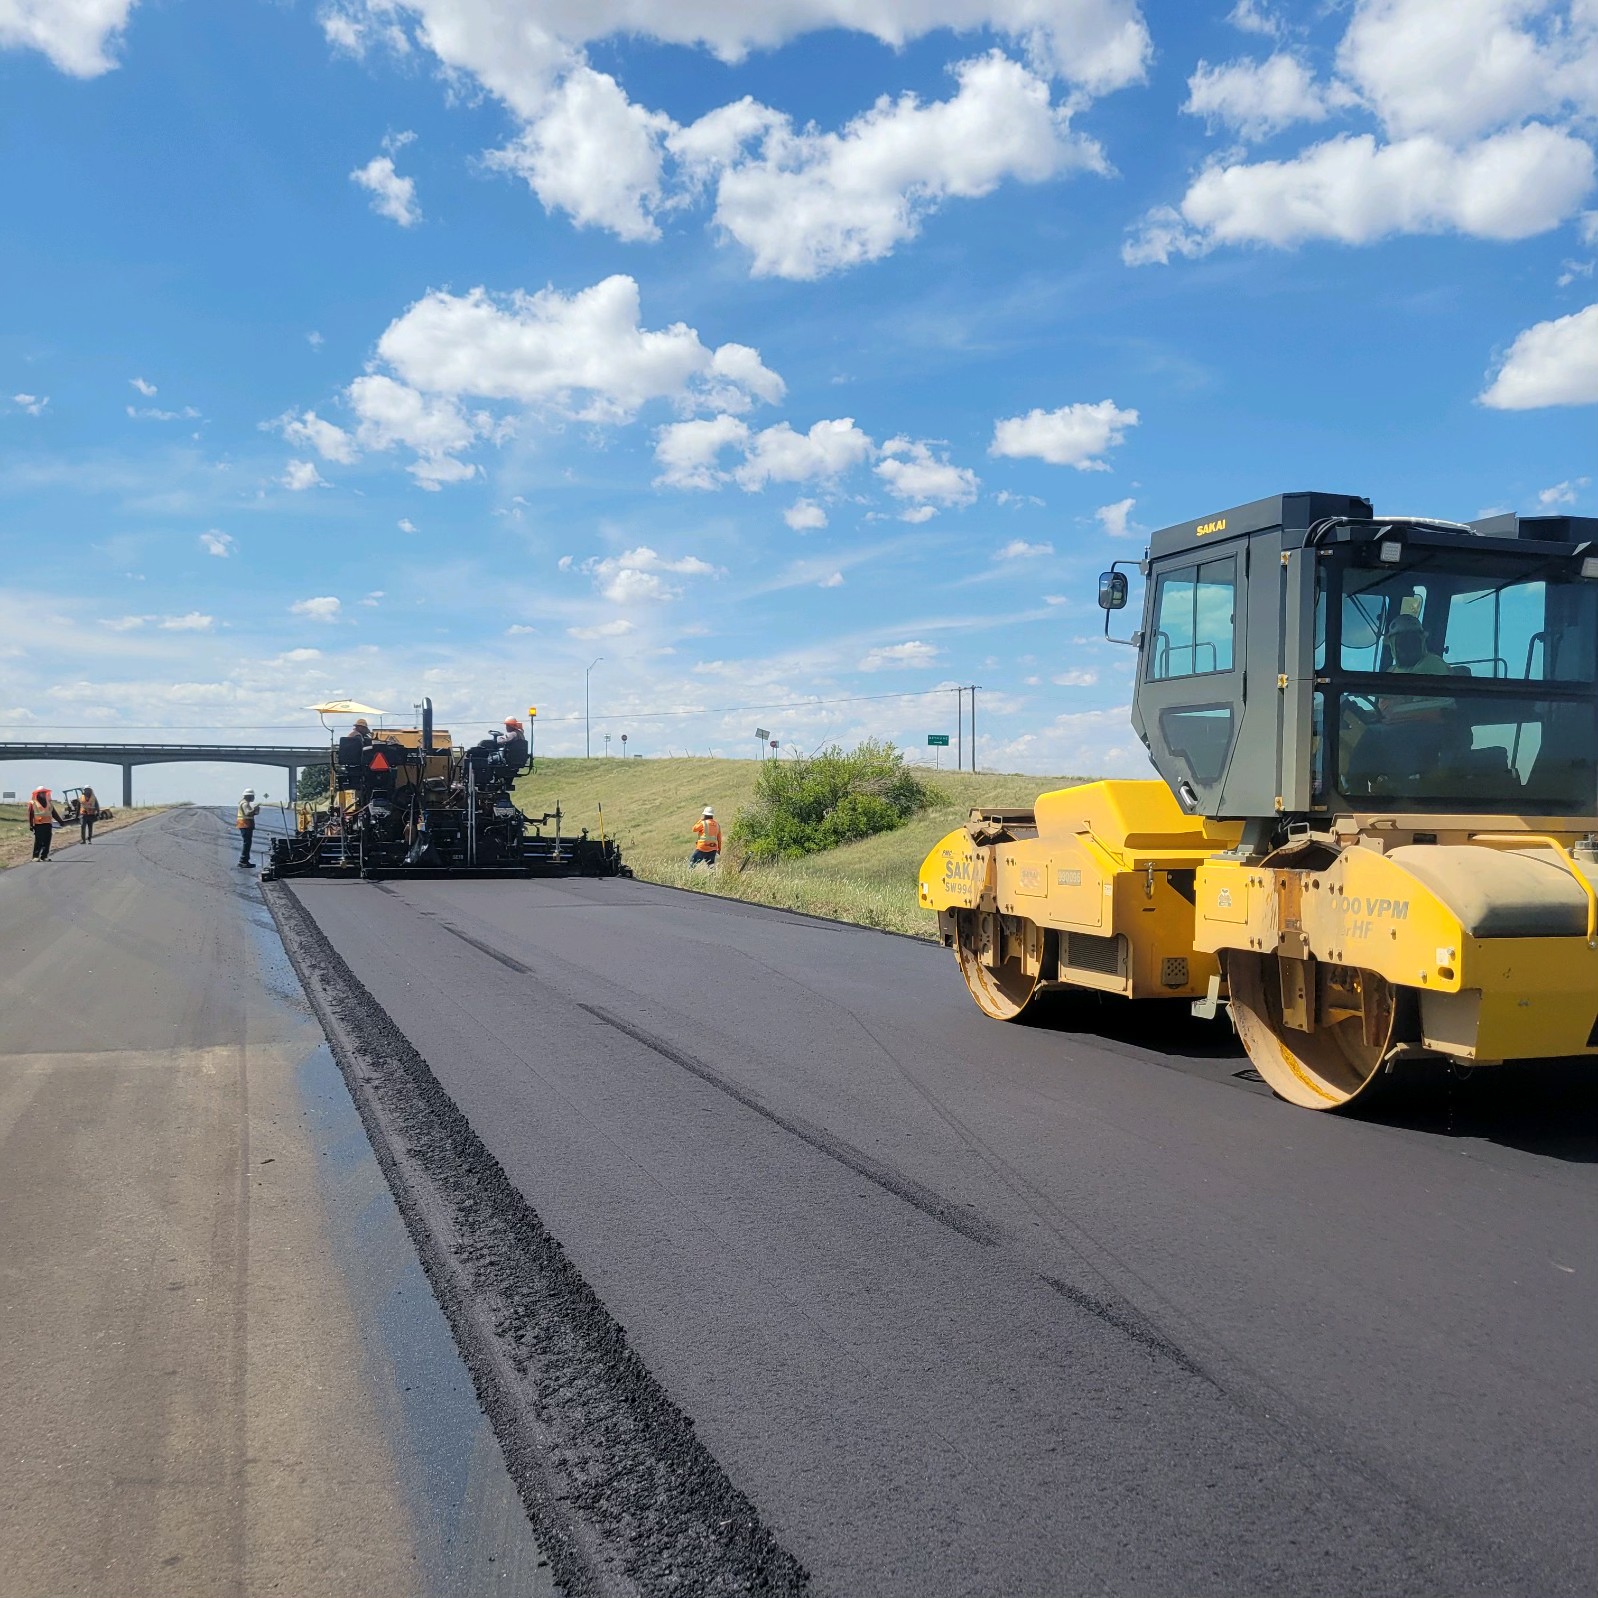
[923,491,1598,1111]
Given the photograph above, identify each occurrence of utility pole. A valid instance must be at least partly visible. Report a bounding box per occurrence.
[584,657,602,758]
[956,686,964,771]
[969,685,978,772]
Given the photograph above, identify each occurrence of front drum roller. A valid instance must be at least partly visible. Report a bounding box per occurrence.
[954,909,1038,1021]
[1226,952,1395,1110]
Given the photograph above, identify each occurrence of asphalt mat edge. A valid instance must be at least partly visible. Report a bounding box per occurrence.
[264,880,810,1598]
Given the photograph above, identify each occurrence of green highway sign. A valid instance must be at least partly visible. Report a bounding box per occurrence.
[927,734,950,746]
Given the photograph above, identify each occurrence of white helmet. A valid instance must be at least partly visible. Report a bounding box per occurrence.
[243,789,255,799]
[703,806,714,817]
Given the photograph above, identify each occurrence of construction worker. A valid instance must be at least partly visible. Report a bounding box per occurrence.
[78,786,101,843]
[236,788,262,869]
[690,806,722,867]
[27,787,62,861]
[352,717,374,746]
[498,717,528,775]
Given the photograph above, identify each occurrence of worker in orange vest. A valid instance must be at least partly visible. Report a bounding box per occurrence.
[27,787,63,861]
[236,788,262,869]
[78,785,101,844]
[690,806,722,867]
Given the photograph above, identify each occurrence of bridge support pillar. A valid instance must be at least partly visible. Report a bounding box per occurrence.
[122,764,133,809]
[287,765,297,801]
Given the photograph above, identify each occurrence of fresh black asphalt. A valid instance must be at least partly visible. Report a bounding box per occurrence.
[289,871,1598,1598]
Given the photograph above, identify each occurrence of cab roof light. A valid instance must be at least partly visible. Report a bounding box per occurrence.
[1580,556,1598,580]
[1378,539,1404,563]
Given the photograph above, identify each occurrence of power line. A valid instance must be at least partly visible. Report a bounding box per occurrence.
[0,685,969,733]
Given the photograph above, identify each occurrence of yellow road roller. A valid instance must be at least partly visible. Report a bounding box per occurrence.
[922,490,1598,1109]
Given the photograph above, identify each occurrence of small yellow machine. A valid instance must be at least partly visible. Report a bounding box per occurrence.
[922,780,1240,1017]
[924,491,1598,1109]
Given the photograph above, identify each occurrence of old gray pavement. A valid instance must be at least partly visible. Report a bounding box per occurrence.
[0,808,548,1598]
[293,871,1598,1598]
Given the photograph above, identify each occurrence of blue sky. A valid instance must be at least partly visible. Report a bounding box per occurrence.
[3,0,1595,802]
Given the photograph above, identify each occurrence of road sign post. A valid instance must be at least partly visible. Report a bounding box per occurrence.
[927,732,949,769]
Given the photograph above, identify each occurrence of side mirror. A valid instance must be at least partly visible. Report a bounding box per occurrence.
[1098,571,1128,611]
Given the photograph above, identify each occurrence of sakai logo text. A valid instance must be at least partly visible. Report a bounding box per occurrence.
[1196,517,1227,536]
[943,857,980,882]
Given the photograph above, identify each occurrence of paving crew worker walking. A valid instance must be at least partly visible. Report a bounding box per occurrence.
[78,786,100,844]
[27,787,62,861]
[690,806,722,867]
[236,788,262,869]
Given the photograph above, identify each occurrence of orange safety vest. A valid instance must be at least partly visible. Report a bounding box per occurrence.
[694,817,722,852]
[80,794,99,817]
[27,796,53,826]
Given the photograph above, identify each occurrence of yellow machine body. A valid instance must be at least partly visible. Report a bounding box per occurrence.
[1190,818,1598,1105]
[920,779,1242,1018]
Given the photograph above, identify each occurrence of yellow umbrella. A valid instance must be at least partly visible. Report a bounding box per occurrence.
[306,700,388,716]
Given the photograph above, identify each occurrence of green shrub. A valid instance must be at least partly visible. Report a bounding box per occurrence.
[732,739,940,861]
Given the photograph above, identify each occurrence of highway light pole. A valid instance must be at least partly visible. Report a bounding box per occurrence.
[585,657,602,758]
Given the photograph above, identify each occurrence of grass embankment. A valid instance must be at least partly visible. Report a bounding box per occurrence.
[0,804,166,869]
[513,757,1090,938]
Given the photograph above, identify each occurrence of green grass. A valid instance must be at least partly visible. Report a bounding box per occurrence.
[513,757,1092,937]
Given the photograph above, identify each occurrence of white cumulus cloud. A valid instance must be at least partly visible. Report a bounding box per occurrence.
[319,4,1148,273]
[159,612,213,632]
[129,375,156,396]
[990,399,1139,469]
[0,0,136,76]
[653,414,750,489]
[583,545,718,604]
[1538,477,1590,505]
[996,538,1054,558]
[1184,54,1349,142]
[785,499,829,531]
[199,530,234,557]
[487,66,671,241]
[291,596,342,622]
[1095,496,1137,537]
[1132,0,1598,263]
[281,459,330,491]
[272,408,359,463]
[373,276,783,425]
[568,617,635,639]
[11,393,48,416]
[733,417,874,490]
[860,639,940,670]
[685,52,1106,280]
[875,436,980,507]
[351,134,422,226]
[1480,301,1598,407]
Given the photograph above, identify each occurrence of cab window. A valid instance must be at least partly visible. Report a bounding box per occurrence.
[1149,556,1235,680]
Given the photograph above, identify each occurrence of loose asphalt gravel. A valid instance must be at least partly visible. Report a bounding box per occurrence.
[282,869,1598,1598]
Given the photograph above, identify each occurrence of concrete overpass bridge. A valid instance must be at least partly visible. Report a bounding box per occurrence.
[0,743,329,807]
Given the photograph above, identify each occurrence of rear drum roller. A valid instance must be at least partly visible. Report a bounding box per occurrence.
[954,910,1038,1021]
[1226,952,1395,1110]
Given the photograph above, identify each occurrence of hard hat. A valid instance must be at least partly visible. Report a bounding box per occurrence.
[703,806,714,817]
[243,788,255,798]
[504,717,522,729]
[354,717,370,729]
[1387,612,1423,632]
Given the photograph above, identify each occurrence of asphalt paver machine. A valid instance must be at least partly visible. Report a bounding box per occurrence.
[264,698,626,881]
[923,491,1598,1109]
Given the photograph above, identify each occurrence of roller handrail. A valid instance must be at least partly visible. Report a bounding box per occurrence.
[1469,831,1598,946]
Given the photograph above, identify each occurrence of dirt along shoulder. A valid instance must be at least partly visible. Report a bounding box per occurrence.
[512,756,1087,937]
[0,801,168,869]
